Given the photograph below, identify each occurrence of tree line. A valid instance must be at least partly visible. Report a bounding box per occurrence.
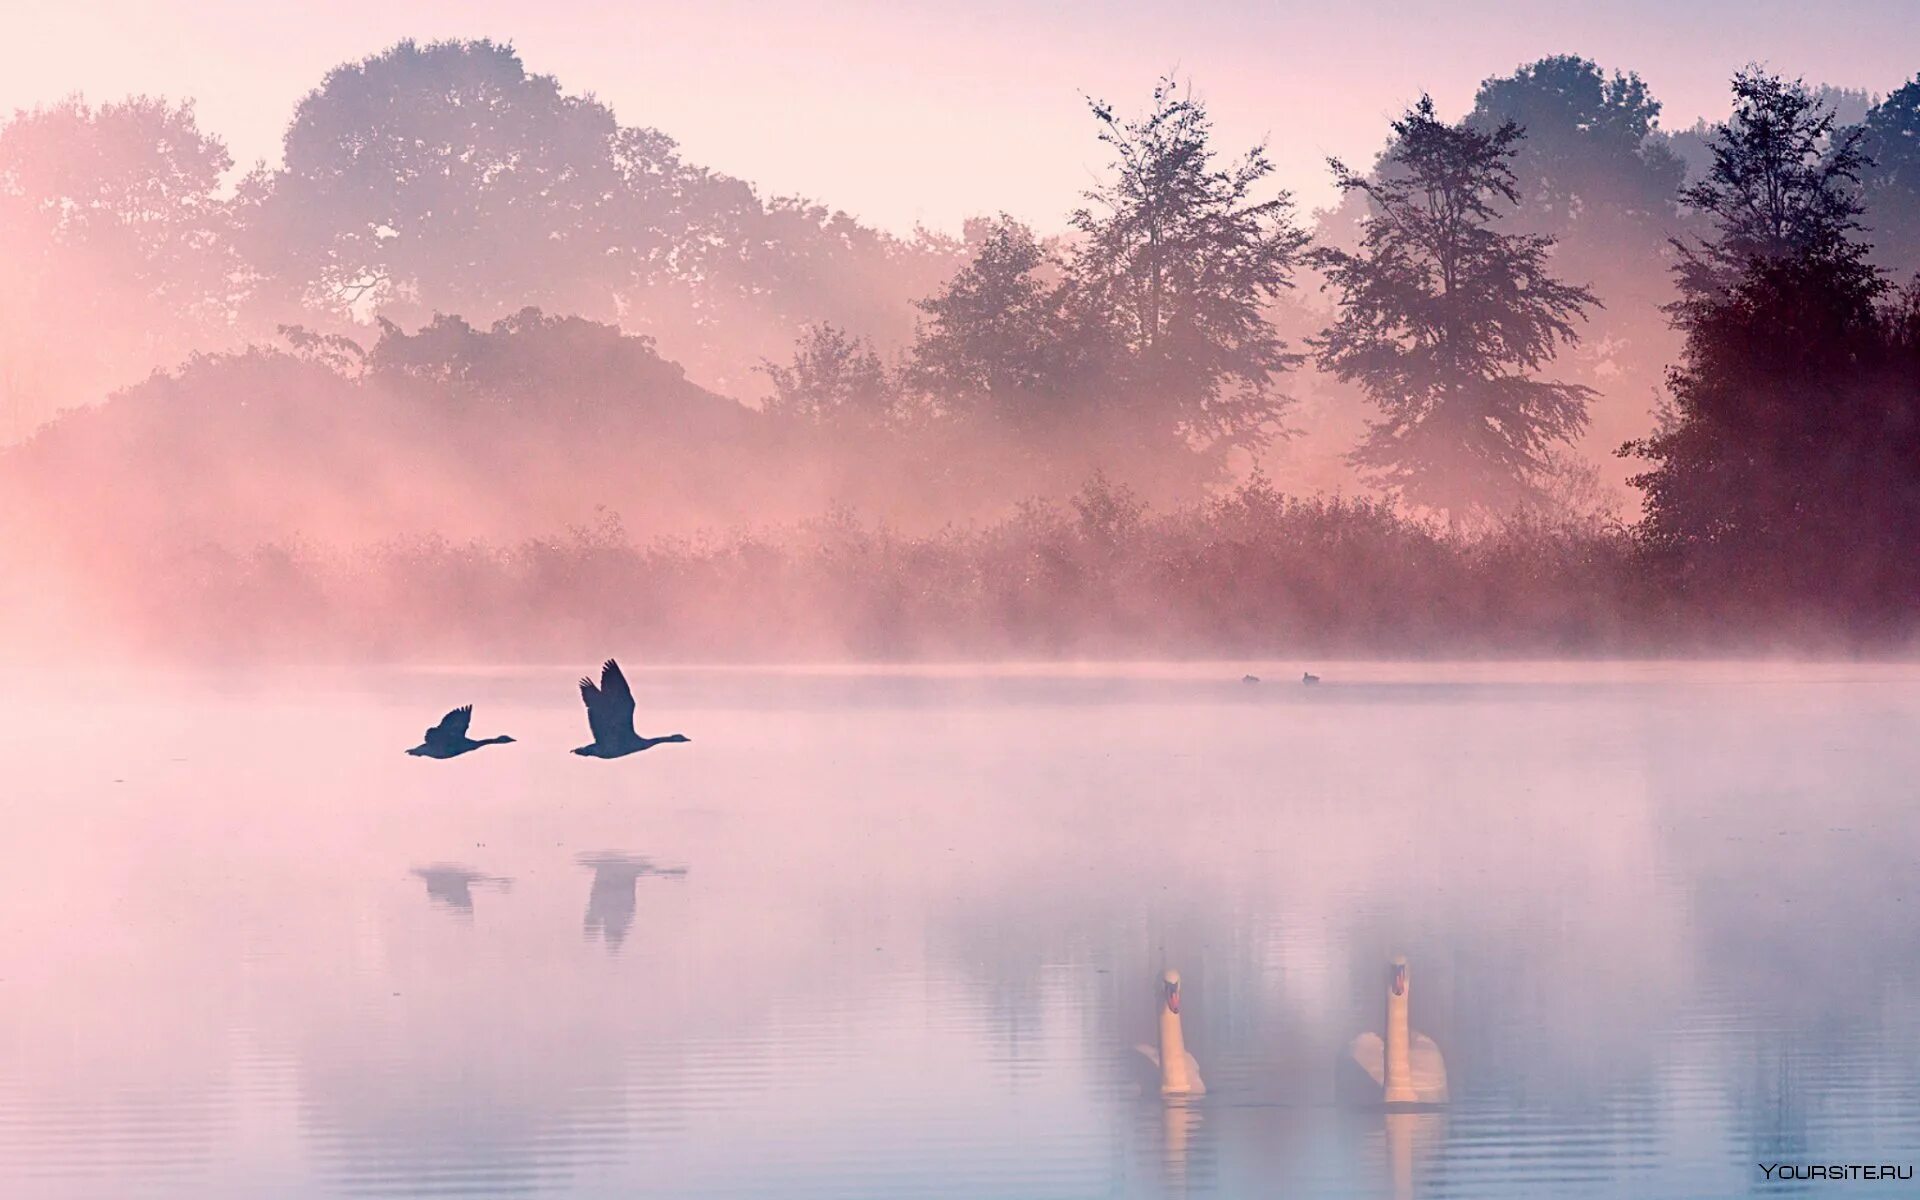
[0,39,969,434]
[4,43,1920,647]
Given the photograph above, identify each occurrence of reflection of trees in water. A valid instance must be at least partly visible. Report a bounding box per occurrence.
[579,852,687,953]
[412,864,511,916]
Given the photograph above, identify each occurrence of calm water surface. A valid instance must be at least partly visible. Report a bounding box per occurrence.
[3,661,1918,1198]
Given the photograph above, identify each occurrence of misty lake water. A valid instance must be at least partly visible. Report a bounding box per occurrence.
[3,661,1919,1198]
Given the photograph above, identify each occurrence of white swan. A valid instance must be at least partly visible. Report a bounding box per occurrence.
[1135,969,1205,1096]
[1345,955,1448,1106]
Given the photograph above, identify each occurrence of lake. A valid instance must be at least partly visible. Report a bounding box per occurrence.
[3,661,1917,1197]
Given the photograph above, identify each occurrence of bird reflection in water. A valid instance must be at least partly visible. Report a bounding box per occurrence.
[1159,1096,1202,1196]
[578,852,687,952]
[1383,1110,1443,1200]
[411,864,512,916]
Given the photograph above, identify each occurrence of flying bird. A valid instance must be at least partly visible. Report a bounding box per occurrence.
[573,658,691,758]
[406,705,515,758]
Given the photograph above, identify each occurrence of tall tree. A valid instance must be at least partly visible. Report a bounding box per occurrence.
[1468,56,1688,320]
[1466,57,1692,491]
[1469,56,1683,252]
[1625,70,1920,621]
[1669,69,1873,309]
[908,216,1077,428]
[0,96,237,436]
[1311,97,1599,518]
[235,39,965,395]
[236,39,638,327]
[1068,79,1309,477]
[1855,75,1920,280]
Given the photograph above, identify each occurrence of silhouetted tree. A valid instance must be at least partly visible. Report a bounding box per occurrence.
[1464,57,1692,488]
[1669,69,1873,309]
[1654,119,1717,187]
[0,308,762,557]
[279,324,369,377]
[237,39,638,326]
[908,216,1078,428]
[1813,84,1878,127]
[760,324,906,428]
[232,39,965,397]
[1069,79,1309,477]
[1626,70,1920,627]
[1469,57,1683,249]
[1856,75,1920,280]
[1468,57,1687,308]
[366,308,720,417]
[1312,97,1599,518]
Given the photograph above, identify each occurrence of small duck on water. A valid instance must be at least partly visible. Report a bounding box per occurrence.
[1303,671,1321,685]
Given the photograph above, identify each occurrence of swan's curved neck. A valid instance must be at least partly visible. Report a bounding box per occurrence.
[1159,1004,1192,1091]
[1384,984,1414,1103]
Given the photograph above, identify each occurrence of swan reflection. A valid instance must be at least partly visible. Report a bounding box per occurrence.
[1383,1110,1444,1200]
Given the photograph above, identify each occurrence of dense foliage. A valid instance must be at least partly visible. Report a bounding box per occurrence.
[1627,71,1920,632]
[57,477,1654,661]
[5,47,1920,657]
[1312,97,1599,518]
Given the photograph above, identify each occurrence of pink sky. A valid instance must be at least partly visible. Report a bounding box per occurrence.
[8,0,1915,232]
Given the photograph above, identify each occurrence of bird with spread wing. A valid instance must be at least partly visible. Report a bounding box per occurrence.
[572,658,691,758]
[406,705,516,758]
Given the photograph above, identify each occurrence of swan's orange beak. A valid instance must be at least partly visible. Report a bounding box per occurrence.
[1165,980,1180,1014]
[1391,963,1407,996]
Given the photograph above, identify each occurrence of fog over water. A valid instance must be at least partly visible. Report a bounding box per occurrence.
[3,661,1916,1197]
[6,10,1919,1195]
